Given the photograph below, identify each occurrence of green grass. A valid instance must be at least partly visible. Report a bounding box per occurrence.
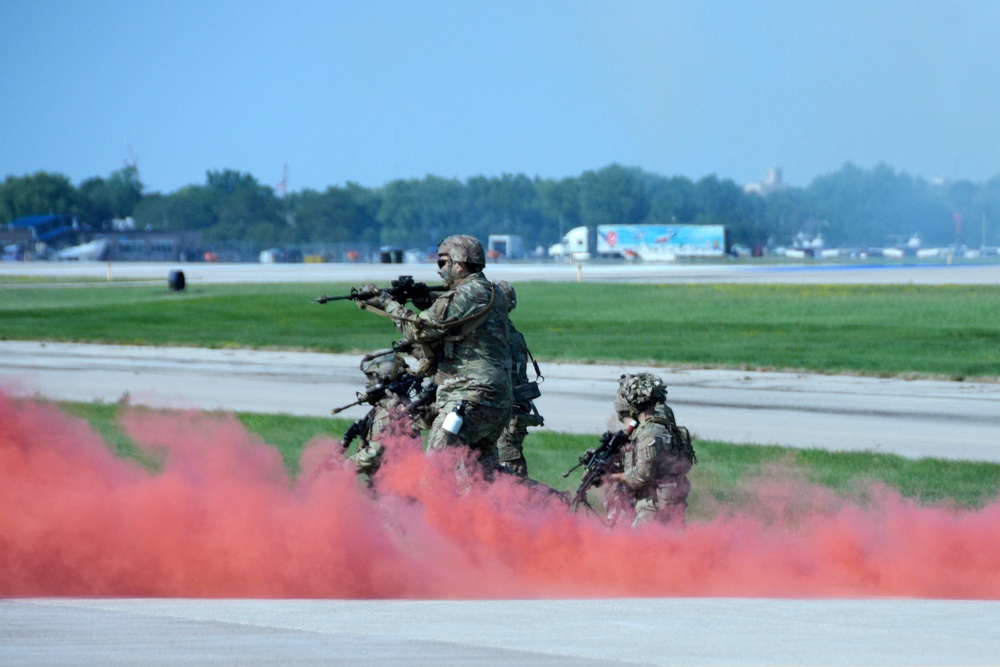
[15,280,997,522]
[59,399,161,468]
[0,275,163,284]
[56,400,1000,513]
[2,282,999,378]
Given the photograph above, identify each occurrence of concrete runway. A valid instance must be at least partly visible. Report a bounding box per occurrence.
[3,260,1000,665]
[3,257,1000,285]
[4,597,1000,666]
[2,341,999,462]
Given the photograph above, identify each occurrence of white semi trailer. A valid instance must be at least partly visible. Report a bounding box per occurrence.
[549,224,729,261]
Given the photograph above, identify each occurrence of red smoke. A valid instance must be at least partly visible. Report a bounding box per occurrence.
[2,390,999,599]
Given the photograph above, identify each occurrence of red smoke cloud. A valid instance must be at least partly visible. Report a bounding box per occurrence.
[2,390,999,599]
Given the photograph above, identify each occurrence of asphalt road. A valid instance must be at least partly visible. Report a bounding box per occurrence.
[3,259,1000,666]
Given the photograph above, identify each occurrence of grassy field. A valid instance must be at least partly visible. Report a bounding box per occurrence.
[2,281,999,378]
[55,401,1000,512]
[10,280,999,512]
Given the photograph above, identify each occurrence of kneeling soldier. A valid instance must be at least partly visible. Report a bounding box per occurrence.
[607,372,696,528]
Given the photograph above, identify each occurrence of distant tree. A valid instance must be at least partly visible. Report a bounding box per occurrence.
[536,176,581,241]
[464,173,546,247]
[646,175,697,224]
[807,163,888,246]
[806,163,950,247]
[205,169,260,194]
[973,175,1000,247]
[942,179,979,246]
[10,160,1000,254]
[78,166,143,228]
[133,185,215,230]
[288,183,380,244]
[377,176,465,248]
[690,175,766,246]
[578,164,650,227]
[204,169,287,244]
[760,188,814,248]
[0,171,81,223]
[376,179,424,248]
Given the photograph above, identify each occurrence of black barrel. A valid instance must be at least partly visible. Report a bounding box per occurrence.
[168,270,186,291]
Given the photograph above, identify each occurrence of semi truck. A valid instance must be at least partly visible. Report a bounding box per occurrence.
[487,234,525,259]
[548,224,729,261]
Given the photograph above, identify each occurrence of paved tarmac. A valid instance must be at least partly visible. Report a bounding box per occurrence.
[3,259,1000,666]
[2,257,1000,285]
[2,341,999,462]
[4,597,1000,666]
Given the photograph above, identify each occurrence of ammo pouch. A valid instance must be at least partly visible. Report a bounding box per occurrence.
[513,381,541,403]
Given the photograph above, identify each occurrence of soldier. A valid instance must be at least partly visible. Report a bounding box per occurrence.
[493,280,544,477]
[359,234,512,478]
[606,372,696,528]
[345,353,429,482]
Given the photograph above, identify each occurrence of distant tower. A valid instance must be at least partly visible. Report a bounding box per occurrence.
[276,164,288,197]
[123,142,139,177]
[743,167,784,196]
[765,167,782,188]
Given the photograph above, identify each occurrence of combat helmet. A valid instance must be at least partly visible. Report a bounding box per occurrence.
[360,352,406,385]
[437,234,486,267]
[616,372,668,417]
[494,280,516,312]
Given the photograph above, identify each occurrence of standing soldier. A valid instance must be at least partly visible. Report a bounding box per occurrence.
[493,280,544,477]
[358,234,512,478]
[606,372,696,528]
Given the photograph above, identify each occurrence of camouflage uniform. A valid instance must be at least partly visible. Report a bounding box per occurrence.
[494,280,544,477]
[613,373,696,528]
[365,235,512,475]
[346,354,427,480]
[346,402,391,477]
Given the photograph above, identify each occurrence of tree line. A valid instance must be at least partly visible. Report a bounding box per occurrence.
[3,163,999,253]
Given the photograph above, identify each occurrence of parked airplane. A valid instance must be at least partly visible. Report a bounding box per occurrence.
[54,239,109,261]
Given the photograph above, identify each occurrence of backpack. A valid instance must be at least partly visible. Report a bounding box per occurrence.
[652,405,696,464]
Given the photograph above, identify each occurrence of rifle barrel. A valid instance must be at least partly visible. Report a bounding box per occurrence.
[313,294,357,304]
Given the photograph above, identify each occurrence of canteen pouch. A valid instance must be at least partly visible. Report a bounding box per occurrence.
[513,381,541,403]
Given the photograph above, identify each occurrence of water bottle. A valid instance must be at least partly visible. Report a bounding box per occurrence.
[441,400,468,435]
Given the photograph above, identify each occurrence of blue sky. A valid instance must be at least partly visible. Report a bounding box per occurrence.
[3,0,1000,194]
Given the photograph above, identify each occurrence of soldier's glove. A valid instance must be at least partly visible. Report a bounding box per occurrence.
[366,291,393,310]
[356,284,393,310]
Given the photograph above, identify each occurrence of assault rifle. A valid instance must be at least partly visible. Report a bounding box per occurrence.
[338,378,437,449]
[561,419,638,511]
[339,417,368,449]
[313,275,446,307]
[331,370,427,416]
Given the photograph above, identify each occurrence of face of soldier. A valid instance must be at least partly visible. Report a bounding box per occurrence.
[614,394,634,421]
[437,255,460,287]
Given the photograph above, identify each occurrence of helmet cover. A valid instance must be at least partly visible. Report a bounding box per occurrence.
[360,353,406,384]
[617,372,668,413]
[437,234,485,266]
[494,280,516,312]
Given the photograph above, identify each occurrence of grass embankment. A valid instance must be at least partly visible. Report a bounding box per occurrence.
[2,281,999,378]
[58,402,1000,513]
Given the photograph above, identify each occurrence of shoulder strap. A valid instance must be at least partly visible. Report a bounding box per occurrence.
[440,281,497,339]
[525,344,543,381]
